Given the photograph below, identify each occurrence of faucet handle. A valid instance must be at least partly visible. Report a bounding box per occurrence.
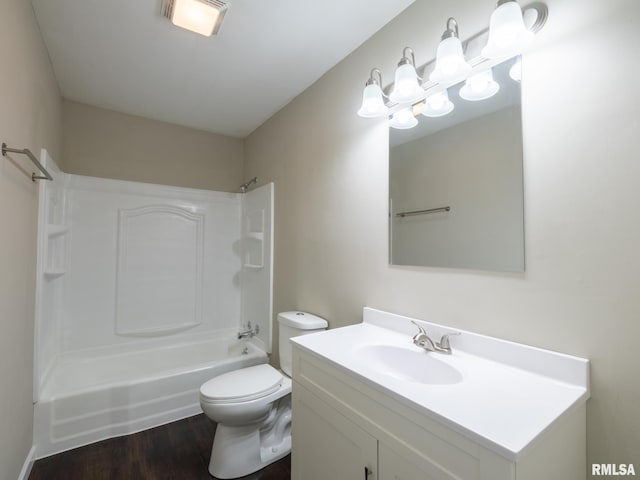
[437,332,461,351]
[410,321,436,351]
[411,321,427,335]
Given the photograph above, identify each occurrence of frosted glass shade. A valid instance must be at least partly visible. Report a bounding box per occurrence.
[389,63,424,104]
[421,91,454,117]
[481,1,533,59]
[429,36,472,84]
[509,58,522,81]
[389,108,418,129]
[459,69,500,101]
[357,83,389,118]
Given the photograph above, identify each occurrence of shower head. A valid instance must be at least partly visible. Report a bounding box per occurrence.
[239,177,258,193]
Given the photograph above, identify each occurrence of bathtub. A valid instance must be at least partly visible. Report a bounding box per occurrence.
[33,335,267,459]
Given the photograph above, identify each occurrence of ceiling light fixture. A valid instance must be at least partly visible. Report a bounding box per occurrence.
[430,18,472,85]
[163,0,228,37]
[357,69,389,118]
[389,47,424,105]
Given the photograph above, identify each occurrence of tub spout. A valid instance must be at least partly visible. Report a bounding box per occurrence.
[238,321,260,339]
[237,330,252,339]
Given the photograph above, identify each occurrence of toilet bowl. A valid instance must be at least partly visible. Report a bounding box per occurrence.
[200,364,292,478]
[200,311,327,479]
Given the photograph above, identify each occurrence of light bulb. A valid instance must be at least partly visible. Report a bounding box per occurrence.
[390,63,424,104]
[459,69,500,101]
[422,91,454,117]
[389,107,418,129]
[430,37,472,84]
[509,58,522,81]
[357,83,388,118]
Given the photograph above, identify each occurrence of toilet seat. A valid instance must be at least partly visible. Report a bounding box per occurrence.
[200,364,283,404]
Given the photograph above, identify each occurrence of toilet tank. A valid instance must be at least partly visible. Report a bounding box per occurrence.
[278,311,328,377]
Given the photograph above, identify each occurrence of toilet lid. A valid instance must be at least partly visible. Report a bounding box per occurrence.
[200,364,283,403]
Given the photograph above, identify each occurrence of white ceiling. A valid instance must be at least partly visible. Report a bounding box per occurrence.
[31,0,414,138]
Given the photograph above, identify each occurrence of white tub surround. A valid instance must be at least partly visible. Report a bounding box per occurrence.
[32,174,275,458]
[291,308,589,480]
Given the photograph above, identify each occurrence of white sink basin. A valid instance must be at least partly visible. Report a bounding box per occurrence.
[356,344,463,385]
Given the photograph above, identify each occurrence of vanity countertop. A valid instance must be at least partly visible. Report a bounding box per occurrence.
[291,307,589,461]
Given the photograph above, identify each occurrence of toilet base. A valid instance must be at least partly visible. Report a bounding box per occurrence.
[208,398,292,479]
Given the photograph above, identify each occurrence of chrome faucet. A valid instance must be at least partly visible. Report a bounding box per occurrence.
[238,321,260,339]
[411,321,460,354]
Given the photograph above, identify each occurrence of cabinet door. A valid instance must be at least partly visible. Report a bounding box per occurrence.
[292,383,377,480]
[380,442,464,480]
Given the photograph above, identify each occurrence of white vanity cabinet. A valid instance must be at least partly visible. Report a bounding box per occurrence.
[291,315,588,480]
[292,380,377,480]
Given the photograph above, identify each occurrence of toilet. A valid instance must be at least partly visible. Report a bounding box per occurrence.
[200,311,328,479]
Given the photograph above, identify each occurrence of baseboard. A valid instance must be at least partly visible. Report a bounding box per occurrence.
[18,445,36,480]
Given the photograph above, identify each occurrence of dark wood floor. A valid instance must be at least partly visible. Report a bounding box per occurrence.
[29,414,291,480]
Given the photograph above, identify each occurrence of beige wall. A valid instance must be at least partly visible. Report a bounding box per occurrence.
[62,100,244,192]
[0,0,62,478]
[245,0,640,472]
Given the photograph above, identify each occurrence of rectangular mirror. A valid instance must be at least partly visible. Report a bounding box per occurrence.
[389,57,524,272]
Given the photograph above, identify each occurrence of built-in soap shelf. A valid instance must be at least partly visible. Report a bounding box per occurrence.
[44,223,68,279]
[44,270,66,279]
[47,224,69,238]
[246,232,264,241]
[243,263,263,270]
[243,210,264,269]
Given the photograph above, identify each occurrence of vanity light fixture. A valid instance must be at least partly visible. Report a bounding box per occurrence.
[481,0,533,59]
[421,91,455,117]
[389,47,424,105]
[357,68,389,118]
[389,107,419,130]
[356,1,548,121]
[459,69,500,101]
[163,0,228,37]
[430,18,472,85]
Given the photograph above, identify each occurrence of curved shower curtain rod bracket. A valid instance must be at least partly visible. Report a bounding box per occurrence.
[2,142,53,181]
